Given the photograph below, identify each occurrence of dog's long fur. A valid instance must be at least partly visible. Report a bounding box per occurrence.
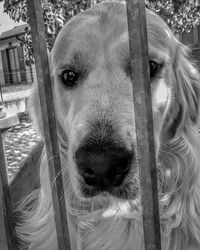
[16,1,200,249]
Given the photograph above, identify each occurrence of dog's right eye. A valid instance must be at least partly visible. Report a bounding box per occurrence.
[149,60,162,79]
[60,69,79,87]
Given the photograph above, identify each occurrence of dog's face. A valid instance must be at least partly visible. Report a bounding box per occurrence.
[48,2,199,200]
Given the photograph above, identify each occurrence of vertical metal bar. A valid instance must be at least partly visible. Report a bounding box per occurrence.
[27,0,71,249]
[125,0,162,249]
[0,83,3,102]
[0,132,16,250]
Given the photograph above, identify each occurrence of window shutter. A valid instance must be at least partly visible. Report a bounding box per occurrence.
[1,50,10,84]
[17,45,27,82]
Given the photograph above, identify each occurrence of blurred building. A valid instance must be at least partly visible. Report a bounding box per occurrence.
[0,25,36,113]
[179,25,200,65]
[0,24,36,92]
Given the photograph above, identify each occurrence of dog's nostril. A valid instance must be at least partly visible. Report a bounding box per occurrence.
[75,142,134,189]
[84,167,95,176]
[84,176,97,186]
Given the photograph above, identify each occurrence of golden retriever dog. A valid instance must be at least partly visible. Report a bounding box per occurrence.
[16,1,200,249]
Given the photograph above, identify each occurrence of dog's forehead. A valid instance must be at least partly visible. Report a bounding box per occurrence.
[52,2,175,67]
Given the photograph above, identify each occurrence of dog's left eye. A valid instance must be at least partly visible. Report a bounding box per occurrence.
[149,60,162,79]
[61,69,79,87]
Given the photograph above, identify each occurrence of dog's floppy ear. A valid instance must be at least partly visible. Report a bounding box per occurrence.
[164,43,200,138]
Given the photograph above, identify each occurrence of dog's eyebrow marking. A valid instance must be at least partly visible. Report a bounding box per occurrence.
[59,50,91,76]
[113,38,169,76]
[149,50,170,63]
[111,39,131,75]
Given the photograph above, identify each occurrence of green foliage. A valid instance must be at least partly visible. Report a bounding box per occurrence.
[146,0,200,33]
[3,0,200,65]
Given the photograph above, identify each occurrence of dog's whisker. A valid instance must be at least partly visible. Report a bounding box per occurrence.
[47,154,60,163]
[51,169,63,185]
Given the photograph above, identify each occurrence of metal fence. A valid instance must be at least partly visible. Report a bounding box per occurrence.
[0,68,36,89]
[0,0,161,249]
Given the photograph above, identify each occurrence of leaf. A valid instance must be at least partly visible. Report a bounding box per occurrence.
[14,11,20,21]
[56,16,65,26]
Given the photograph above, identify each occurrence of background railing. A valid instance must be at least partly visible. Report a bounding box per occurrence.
[0,68,36,87]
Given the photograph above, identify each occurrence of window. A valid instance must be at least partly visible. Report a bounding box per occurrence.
[182,28,195,46]
[180,26,200,47]
[1,45,27,85]
[197,25,200,46]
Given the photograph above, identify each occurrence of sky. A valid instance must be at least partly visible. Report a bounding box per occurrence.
[0,1,25,35]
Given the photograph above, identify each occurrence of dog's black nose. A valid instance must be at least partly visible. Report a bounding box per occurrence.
[75,142,133,190]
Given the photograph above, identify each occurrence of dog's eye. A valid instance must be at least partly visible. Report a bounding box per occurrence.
[149,60,162,79]
[61,69,79,87]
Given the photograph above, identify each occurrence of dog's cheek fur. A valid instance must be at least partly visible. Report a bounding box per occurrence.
[163,44,200,138]
[158,43,200,249]
[162,101,183,139]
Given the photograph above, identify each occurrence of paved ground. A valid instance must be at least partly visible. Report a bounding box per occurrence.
[3,118,41,181]
[3,89,30,102]
[1,86,40,181]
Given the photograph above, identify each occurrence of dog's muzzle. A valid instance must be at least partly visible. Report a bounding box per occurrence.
[75,140,134,191]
